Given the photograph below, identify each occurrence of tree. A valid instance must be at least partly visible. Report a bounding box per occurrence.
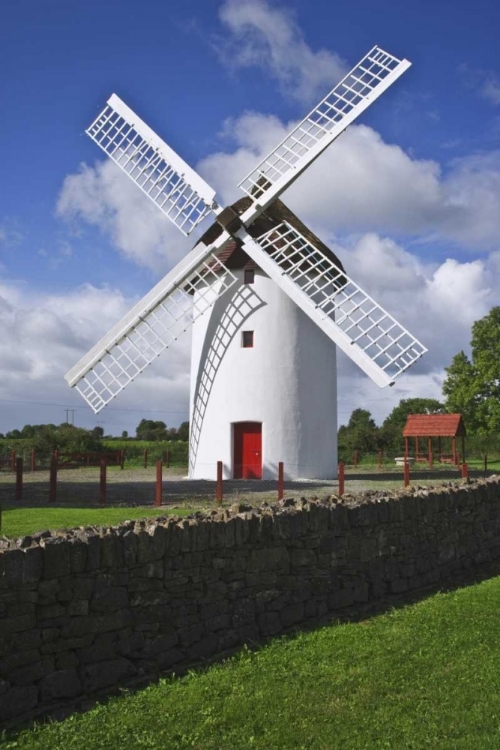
[121,430,128,439]
[380,398,444,454]
[91,426,104,439]
[135,419,168,441]
[177,421,189,441]
[338,409,379,455]
[443,307,500,433]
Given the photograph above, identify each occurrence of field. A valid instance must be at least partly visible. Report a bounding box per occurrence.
[3,571,500,749]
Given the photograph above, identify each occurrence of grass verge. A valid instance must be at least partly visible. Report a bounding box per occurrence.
[3,575,500,749]
[0,506,195,538]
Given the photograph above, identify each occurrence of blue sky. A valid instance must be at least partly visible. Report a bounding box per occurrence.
[1,0,500,435]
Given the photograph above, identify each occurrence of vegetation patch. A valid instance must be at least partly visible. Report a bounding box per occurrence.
[0,506,196,538]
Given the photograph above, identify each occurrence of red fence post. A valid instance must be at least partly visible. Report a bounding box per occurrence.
[404,460,410,488]
[15,458,23,501]
[10,450,16,473]
[99,458,106,506]
[338,461,345,497]
[353,451,358,468]
[429,451,433,469]
[143,449,148,469]
[216,461,223,505]
[49,457,57,502]
[30,449,36,472]
[378,450,382,469]
[278,462,284,501]
[155,460,163,507]
[53,449,59,463]
[461,463,469,480]
[119,449,125,470]
[164,449,170,469]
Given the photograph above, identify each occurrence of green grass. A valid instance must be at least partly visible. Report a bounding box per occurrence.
[0,506,195,538]
[4,575,500,749]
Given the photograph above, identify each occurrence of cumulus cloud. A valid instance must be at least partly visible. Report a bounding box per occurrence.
[0,278,191,434]
[198,112,500,250]
[215,0,347,105]
[333,232,500,424]
[56,160,192,274]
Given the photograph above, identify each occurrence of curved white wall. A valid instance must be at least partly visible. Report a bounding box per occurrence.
[189,269,337,480]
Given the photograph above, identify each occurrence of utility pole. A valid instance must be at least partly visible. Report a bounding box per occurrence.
[64,409,75,425]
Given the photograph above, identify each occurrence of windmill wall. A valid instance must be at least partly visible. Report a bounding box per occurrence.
[189,269,338,480]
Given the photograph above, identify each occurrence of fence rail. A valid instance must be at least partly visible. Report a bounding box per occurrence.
[0,456,484,511]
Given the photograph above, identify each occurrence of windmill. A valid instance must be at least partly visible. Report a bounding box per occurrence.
[65,46,427,480]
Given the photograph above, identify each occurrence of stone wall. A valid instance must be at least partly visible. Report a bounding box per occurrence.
[2,477,500,725]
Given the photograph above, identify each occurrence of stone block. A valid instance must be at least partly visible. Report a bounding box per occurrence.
[187,633,218,661]
[0,685,38,722]
[100,534,124,569]
[0,549,24,588]
[56,651,79,670]
[40,669,82,701]
[91,587,129,613]
[257,611,281,636]
[0,649,40,676]
[280,603,304,628]
[290,548,316,567]
[23,546,43,583]
[232,598,256,628]
[82,657,136,692]
[42,539,71,579]
[67,541,86,574]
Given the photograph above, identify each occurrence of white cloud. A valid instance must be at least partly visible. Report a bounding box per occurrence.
[216,0,347,105]
[482,78,500,106]
[333,233,500,425]
[0,278,191,435]
[56,160,192,274]
[198,112,500,250]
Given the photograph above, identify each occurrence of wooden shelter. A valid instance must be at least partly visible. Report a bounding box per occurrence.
[402,414,466,465]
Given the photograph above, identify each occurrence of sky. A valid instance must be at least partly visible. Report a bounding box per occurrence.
[1,0,500,436]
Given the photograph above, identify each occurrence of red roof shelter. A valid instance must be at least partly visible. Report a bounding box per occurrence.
[402,414,466,464]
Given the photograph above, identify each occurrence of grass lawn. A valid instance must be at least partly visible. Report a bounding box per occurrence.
[0,506,195,538]
[3,575,500,749]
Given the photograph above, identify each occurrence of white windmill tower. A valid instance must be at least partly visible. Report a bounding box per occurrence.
[65,46,427,481]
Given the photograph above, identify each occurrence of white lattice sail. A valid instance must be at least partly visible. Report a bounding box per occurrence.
[65,248,237,412]
[239,223,427,387]
[238,46,410,205]
[87,94,219,236]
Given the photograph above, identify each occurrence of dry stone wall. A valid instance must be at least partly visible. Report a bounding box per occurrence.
[2,477,500,724]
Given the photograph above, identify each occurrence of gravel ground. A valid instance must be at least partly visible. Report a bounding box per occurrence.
[0,465,476,510]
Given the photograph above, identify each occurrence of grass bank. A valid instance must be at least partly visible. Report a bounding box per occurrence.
[0,506,195,538]
[3,574,500,749]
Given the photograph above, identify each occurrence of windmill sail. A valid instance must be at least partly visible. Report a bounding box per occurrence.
[239,223,426,387]
[65,237,236,412]
[238,46,410,208]
[87,94,219,236]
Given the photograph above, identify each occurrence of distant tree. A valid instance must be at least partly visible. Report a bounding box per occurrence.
[91,426,105,439]
[443,307,500,433]
[338,409,379,455]
[135,419,168,441]
[380,398,444,454]
[6,429,22,439]
[177,421,189,441]
[121,430,128,439]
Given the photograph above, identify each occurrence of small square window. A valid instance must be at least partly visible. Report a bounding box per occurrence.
[244,269,255,284]
[242,331,254,348]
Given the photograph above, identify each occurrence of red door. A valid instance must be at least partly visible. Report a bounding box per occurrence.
[233,423,262,479]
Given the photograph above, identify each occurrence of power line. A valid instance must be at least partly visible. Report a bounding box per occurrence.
[0,397,188,415]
